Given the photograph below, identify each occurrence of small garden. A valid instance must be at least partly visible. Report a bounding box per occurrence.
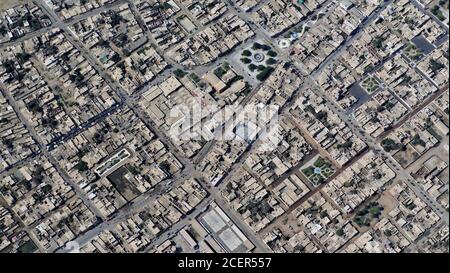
[353,202,384,227]
[240,42,279,81]
[302,157,335,186]
[404,43,424,61]
[431,4,447,21]
[361,76,381,94]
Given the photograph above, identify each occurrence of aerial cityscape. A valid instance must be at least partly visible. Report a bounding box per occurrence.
[0,0,448,255]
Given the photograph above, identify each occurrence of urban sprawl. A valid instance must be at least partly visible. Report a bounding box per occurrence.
[0,0,449,254]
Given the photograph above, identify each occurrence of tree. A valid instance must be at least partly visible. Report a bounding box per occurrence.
[381,138,403,152]
[93,132,104,144]
[41,184,53,195]
[261,44,272,51]
[344,180,354,188]
[266,58,277,65]
[127,164,140,176]
[372,36,384,50]
[0,26,7,35]
[257,65,266,71]
[2,59,15,74]
[252,42,263,50]
[29,18,42,31]
[370,206,382,218]
[337,140,353,149]
[44,43,59,55]
[304,105,316,114]
[75,160,89,172]
[2,138,14,150]
[314,110,328,121]
[174,69,187,78]
[431,5,446,21]
[267,50,278,57]
[69,68,85,85]
[256,66,275,81]
[160,3,173,10]
[27,99,43,114]
[214,67,226,78]
[222,62,230,71]
[110,13,123,27]
[248,64,258,71]
[242,50,252,57]
[241,58,252,64]
[16,53,31,64]
[411,134,426,147]
[111,53,121,63]
[430,59,445,72]
[189,73,201,83]
[42,117,58,128]
[371,115,380,123]
[99,39,110,48]
[159,161,171,173]
[32,165,45,185]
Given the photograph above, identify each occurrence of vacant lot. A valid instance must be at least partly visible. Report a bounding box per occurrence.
[0,0,29,11]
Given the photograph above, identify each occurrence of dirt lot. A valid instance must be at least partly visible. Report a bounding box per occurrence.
[393,144,421,168]
[0,0,29,11]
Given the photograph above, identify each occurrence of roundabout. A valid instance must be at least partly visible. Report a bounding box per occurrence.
[253,52,265,63]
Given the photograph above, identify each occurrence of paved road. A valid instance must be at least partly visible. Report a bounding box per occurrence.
[11,0,448,253]
[36,0,192,166]
[47,102,123,151]
[0,151,40,177]
[0,25,55,50]
[260,146,371,235]
[274,0,333,40]
[310,0,394,78]
[299,77,449,225]
[35,0,270,253]
[58,163,270,253]
[141,196,213,253]
[55,165,196,252]
[410,0,449,32]
[0,81,105,221]
[0,0,125,50]
[33,5,270,249]
[36,0,209,250]
[285,0,449,225]
[378,84,449,140]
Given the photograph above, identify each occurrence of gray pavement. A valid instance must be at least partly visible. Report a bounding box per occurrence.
[1,0,447,253]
